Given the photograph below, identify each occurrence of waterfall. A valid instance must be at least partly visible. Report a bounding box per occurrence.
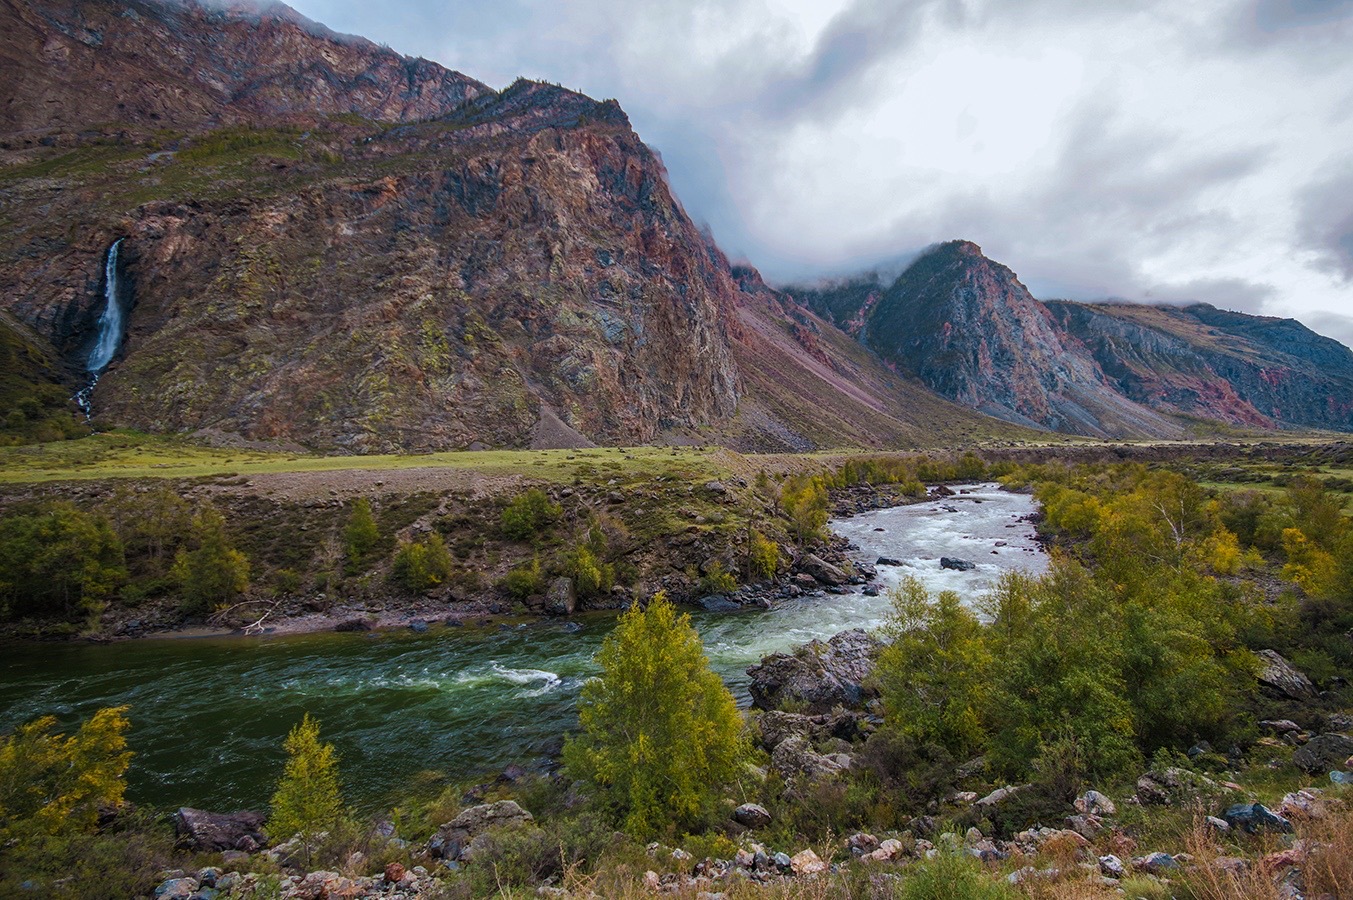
[73,239,126,419]
[88,238,125,373]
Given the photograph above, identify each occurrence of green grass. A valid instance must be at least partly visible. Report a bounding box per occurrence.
[0,432,737,485]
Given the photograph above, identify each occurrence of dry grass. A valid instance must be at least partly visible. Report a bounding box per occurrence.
[1181,816,1285,900]
[1303,801,1353,899]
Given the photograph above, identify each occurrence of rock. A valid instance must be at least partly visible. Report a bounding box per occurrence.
[153,878,199,900]
[699,594,741,612]
[797,553,849,586]
[1134,767,1220,806]
[1206,815,1231,833]
[770,735,845,782]
[1065,814,1103,839]
[1259,719,1302,735]
[1293,733,1353,774]
[1255,649,1317,701]
[290,871,360,900]
[864,838,905,863]
[975,784,1029,808]
[1074,790,1117,817]
[746,629,881,713]
[1097,855,1125,878]
[846,832,880,855]
[705,481,728,495]
[773,852,793,872]
[643,871,660,891]
[939,557,976,571]
[429,800,534,860]
[1135,852,1179,875]
[1223,802,1294,834]
[790,848,827,876]
[334,618,371,632]
[876,556,904,567]
[732,803,772,828]
[408,619,429,633]
[1278,789,1325,820]
[172,808,266,852]
[545,577,576,616]
[757,710,817,750]
[384,862,406,883]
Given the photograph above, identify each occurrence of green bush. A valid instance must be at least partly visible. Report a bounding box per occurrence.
[0,502,126,622]
[696,560,737,596]
[170,505,250,613]
[748,529,780,580]
[500,557,545,600]
[562,542,613,600]
[392,533,453,592]
[342,498,380,574]
[897,850,1017,900]
[563,593,746,837]
[501,489,562,541]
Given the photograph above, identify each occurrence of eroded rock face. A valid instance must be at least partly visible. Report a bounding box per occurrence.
[1293,733,1353,775]
[1255,650,1318,701]
[746,629,881,714]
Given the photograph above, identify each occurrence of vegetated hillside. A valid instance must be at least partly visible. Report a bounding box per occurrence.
[794,240,1353,437]
[791,241,1184,438]
[1046,300,1353,432]
[0,0,1039,452]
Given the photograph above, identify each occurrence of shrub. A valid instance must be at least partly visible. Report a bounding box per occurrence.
[342,498,380,574]
[780,475,829,542]
[562,542,613,600]
[169,505,249,613]
[748,529,779,580]
[563,593,746,837]
[500,557,545,600]
[501,489,563,541]
[392,533,453,592]
[897,850,1018,900]
[697,560,737,596]
[268,713,349,842]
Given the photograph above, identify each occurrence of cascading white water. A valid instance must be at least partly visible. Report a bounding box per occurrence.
[73,239,126,418]
[87,238,125,373]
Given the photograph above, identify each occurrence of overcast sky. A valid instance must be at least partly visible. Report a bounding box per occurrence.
[286,0,1353,346]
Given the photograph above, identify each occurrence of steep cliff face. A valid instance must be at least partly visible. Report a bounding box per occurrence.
[794,241,1183,438]
[0,0,746,451]
[1046,301,1353,432]
[0,0,488,138]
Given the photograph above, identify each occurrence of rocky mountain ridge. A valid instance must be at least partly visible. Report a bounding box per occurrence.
[793,241,1353,438]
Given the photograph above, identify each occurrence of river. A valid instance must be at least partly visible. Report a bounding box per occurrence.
[0,483,1046,814]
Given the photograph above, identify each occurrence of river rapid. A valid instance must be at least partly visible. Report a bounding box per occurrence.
[0,483,1047,813]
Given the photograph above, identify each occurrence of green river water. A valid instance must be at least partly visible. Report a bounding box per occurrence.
[0,484,1045,814]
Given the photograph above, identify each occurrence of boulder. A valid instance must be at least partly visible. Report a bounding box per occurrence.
[1135,852,1179,875]
[334,618,371,632]
[153,878,199,900]
[797,554,849,586]
[1097,855,1125,879]
[429,800,534,860]
[770,735,845,782]
[1293,733,1353,774]
[173,807,267,852]
[864,838,905,863]
[876,556,904,567]
[790,848,828,876]
[1255,649,1317,701]
[1074,790,1117,817]
[975,784,1029,808]
[545,577,576,616]
[846,832,880,855]
[1222,803,1293,834]
[940,557,976,571]
[746,629,881,713]
[757,711,816,751]
[732,803,772,828]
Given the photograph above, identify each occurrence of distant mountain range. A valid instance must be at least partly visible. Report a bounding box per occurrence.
[2,0,1349,451]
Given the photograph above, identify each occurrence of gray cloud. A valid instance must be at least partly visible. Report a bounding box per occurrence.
[1298,167,1353,280]
[1304,311,1353,349]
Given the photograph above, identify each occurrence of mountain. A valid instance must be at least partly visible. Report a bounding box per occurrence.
[791,241,1184,438]
[794,241,1353,437]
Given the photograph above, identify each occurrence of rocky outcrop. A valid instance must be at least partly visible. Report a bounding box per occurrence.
[172,807,267,852]
[1292,733,1353,775]
[1255,649,1319,701]
[746,629,881,713]
[427,800,535,861]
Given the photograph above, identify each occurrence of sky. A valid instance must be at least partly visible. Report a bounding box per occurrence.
[285,0,1353,346]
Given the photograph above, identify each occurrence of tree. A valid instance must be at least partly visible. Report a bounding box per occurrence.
[342,498,380,574]
[0,706,131,842]
[748,529,779,580]
[268,714,347,842]
[170,505,249,612]
[0,502,126,622]
[500,488,562,541]
[563,593,746,836]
